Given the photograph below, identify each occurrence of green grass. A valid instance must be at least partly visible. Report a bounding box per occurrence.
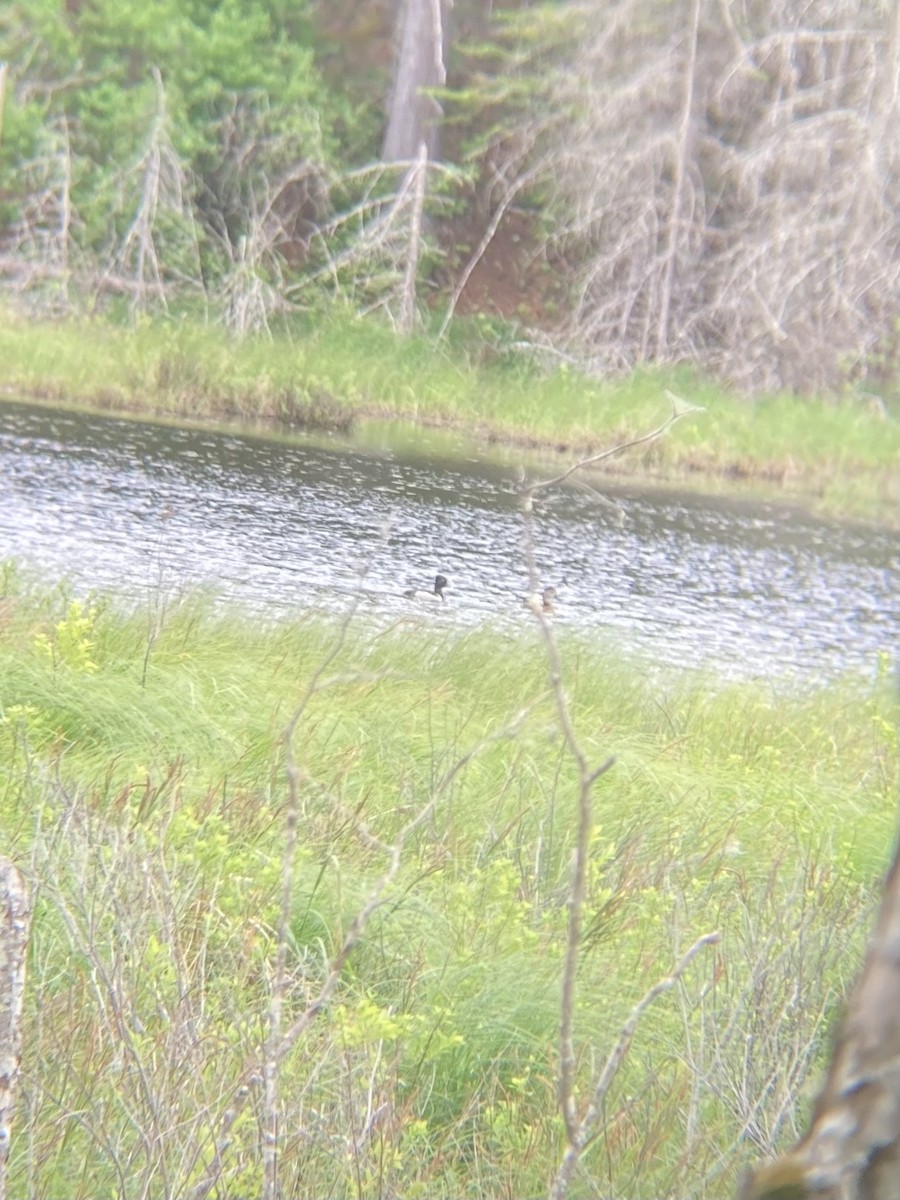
[0,568,896,1198]
[1,304,897,524]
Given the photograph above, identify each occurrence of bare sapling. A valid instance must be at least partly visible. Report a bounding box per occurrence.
[552,932,720,1200]
[398,143,428,334]
[192,565,540,1200]
[517,400,717,1199]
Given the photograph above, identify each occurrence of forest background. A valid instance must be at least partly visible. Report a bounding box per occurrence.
[2,0,899,402]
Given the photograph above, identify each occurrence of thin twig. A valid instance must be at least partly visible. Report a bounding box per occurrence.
[524,391,703,505]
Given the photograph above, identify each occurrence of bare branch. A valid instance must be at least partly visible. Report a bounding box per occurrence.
[517,408,714,1198]
[551,932,721,1200]
[437,163,544,340]
[524,390,703,504]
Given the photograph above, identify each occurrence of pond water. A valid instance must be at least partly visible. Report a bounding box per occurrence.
[1,399,897,681]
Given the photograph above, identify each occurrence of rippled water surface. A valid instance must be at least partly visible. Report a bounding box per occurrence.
[2,400,897,680]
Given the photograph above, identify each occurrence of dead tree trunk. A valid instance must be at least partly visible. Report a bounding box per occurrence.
[382,0,450,162]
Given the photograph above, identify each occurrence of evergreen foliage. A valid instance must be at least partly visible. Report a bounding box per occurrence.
[1,0,335,289]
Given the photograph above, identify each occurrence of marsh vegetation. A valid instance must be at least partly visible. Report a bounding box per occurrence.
[1,566,895,1197]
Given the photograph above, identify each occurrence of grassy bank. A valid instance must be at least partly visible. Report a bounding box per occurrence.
[1,306,897,525]
[0,568,896,1198]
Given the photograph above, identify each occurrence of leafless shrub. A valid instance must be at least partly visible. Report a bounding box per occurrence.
[14,571,533,1199]
[205,93,332,336]
[220,222,284,338]
[26,775,248,1198]
[674,860,873,1190]
[488,0,900,392]
[700,0,900,392]
[739,839,900,1200]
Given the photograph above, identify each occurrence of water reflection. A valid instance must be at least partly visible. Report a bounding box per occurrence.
[2,399,897,679]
